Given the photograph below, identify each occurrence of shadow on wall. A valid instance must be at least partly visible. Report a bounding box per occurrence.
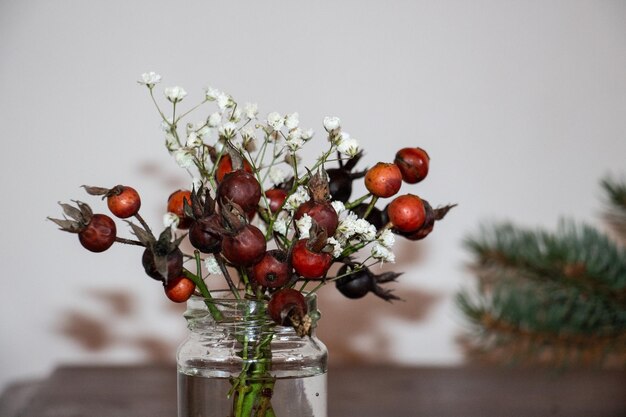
[55,288,183,363]
[317,284,440,365]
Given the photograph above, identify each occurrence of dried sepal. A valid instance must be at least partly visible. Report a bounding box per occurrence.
[307,170,331,203]
[125,220,155,247]
[47,217,82,233]
[49,201,94,233]
[81,185,111,197]
[434,204,457,221]
[306,220,328,253]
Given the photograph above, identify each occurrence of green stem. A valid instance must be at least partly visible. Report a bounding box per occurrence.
[345,193,372,210]
[182,267,223,321]
[362,196,379,218]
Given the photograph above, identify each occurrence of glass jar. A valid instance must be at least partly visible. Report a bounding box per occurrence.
[177,292,328,417]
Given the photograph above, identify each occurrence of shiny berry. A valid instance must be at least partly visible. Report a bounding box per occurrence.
[335,264,373,299]
[217,170,261,214]
[78,214,116,252]
[221,224,267,267]
[265,188,288,213]
[107,186,141,219]
[215,154,253,184]
[268,288,307,325]
[394,147,430,184]
[291,239,332,279]
[164,276,196,303]
[294,201,338,236]
[142,247,184,282]
[364,162,402,198]
[167,190,192,229]
[388,194,426,233]
[251,250,291,288]
[188,215,222,254]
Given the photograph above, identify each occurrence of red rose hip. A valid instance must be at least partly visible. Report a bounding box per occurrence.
[164,276,196,303]
[107,186,141,218]
[291,239,332,279]
[388,194,426,233]
[78,214,117,252]
[364,162,403,198]
[394,147,430,184]
[251,250,291,288]
[268,288,307,325]
[167,190,192,229]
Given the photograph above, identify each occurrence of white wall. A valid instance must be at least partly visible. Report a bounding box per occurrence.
[1,0,625,390]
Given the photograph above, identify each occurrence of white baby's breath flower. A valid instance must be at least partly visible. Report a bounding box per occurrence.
[378,229,395,249]
[284,152,301,166]
[323,116,341,132]
[337,133,360,157]
[205,86,220,101]
[267,112,284,131]
[197,125,211,139]
[326,237,344,258]
[286,136,305,152]
[164,86,187,103]
[207,112,222,128]
[204,255,221,275]
[273,217,288,235]
[268,166,288,186]
[296,214,312,238]
[186,132,203,148]
[284,186,310,211]
[354,218,377,241]
[371,242,395,263]
[244,102,259,119]
[160,119,173,131]
[336,210,359,240]
[219,122,237,139]
[174,148,195,168]
[214,139,225,153]
[331,200,346,215]
[301,129,314,140]
[163,212,180,229]
[165,132,179,152]
[138,71,161,87]
[285,112,300,130]
[216,92,232,110]
[241,127,257,151]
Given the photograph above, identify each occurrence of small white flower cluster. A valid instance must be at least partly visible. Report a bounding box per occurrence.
[284,186,310,212]
[204,255,221,275]
[323,116,360,158]
[265,111,315,153]
[327,201,396,264]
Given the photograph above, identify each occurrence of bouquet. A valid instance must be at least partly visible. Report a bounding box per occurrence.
[49,72,454,416]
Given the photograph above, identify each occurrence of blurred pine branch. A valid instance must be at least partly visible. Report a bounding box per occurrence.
[457,176,626,368]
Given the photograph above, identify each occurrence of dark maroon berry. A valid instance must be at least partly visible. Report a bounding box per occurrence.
[217,170,261,214]
[189,215,222,253]
[251,250,291,288]
[268,288,307,325]
[335,264,373,299]
[142,247,183,282]
[221,224,267,267]
[79,214,117,252]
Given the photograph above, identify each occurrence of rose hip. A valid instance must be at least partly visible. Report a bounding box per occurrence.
[221,224,267,267]
[291,239,332,279]
[167,190,192,229]
[268,288,307,325]
[78,214,117,252]
[364,162,403,198]
[251,250,291,288]
[164,276,196,303]
[394,147,430,184]
[107,186,141,219]
[387,194,426,233]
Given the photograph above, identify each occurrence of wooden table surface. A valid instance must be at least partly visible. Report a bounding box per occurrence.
[1,365,624,417]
